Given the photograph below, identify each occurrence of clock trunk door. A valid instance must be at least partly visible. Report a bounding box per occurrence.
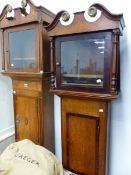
[14,95,41,144]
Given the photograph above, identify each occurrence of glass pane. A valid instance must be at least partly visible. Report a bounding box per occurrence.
[61,38,105,88]
[9,29,35,69]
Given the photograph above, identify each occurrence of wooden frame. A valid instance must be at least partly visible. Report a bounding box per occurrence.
[54,32,112,94]
[4,24,40,72]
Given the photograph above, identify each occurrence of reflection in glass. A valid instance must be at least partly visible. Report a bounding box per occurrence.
[61,38,105,87]
[9,29,35,69]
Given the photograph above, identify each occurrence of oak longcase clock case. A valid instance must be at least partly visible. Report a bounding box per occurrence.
[47,3,125,175]
[0,0,55,152]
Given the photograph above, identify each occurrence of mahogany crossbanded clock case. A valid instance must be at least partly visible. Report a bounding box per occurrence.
[47,3,125,175]
[0,0,55,152]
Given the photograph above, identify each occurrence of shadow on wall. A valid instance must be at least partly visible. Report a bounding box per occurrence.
[0,135,15,154]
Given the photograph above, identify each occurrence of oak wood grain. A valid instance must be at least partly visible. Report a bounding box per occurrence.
[61,97,108,175]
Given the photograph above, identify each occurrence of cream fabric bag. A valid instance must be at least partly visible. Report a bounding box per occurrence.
[0,139,64,175]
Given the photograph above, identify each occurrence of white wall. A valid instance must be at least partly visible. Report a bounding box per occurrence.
[0,76,14,132]
[0,14,14,142]
[0,0,130,175]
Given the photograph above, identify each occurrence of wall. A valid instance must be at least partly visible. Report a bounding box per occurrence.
[0,0,130,175]
[0,76,15,133]
[0,11,15,146]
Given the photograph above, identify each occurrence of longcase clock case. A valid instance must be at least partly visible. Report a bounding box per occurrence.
[47,3,125,175]
[0,0,55,152]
